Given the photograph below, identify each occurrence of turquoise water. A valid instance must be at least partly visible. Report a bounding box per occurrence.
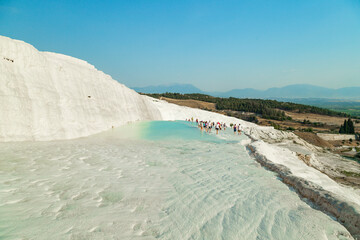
[141,121,234,143]
[0,121,353,239]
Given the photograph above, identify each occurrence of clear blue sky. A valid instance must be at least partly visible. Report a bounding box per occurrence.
[1,0,360,91]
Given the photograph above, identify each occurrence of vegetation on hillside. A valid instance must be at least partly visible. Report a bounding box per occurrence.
[144,92,349,121]
[284,99,360,118]
[339,118,355,134]
[215,98,288,121]
[329,107,360,118]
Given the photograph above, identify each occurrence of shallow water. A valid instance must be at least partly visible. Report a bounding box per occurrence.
[0,121,353,239]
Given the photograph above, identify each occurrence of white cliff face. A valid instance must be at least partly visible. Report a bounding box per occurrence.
[0,36,162,141]
[0,35,280,142]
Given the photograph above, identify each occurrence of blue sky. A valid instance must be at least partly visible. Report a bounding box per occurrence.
[1,0,360,91]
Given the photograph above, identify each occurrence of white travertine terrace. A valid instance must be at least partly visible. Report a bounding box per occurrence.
[1,35,359,238]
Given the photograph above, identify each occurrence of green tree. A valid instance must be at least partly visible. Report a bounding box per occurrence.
[339,118,355,134]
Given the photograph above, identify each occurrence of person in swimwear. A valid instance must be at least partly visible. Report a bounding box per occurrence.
[238,124,241,135]
[215,122,220,134]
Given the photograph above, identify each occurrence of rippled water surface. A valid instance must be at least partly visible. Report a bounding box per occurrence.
[0,121,353,239]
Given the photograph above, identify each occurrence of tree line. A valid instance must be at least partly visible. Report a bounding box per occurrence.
[215,98,288,121]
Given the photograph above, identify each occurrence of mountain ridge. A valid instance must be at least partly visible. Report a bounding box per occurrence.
[133,83,360,99]
[133,83,203,94]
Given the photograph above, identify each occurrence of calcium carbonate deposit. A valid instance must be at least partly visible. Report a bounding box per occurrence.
[0,121,354,239]
[0,36,161,141]
[1,35,359,239]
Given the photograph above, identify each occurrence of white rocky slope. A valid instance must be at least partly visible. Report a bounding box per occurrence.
[0,36,162,141]
[0,35,291,143]
[150,97,360,237]
[1,36,360,237]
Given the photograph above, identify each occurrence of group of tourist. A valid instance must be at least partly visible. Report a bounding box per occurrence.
[185,118,242,135]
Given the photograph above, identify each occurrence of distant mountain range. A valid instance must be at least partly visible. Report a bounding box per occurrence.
[132,83,360,99]
[133,83,202,94]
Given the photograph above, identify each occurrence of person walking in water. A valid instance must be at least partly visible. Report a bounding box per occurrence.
[215,122,220,134]
[238,124,242,135]
[233,124,237,134]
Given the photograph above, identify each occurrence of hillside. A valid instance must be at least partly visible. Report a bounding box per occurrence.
[159,97,216,111]
[145,93,349,119]
[277,98,360,117]
[0,35,162,141]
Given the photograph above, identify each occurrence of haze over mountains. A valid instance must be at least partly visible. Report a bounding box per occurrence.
[133,83,202,94]
[133,84,360,99]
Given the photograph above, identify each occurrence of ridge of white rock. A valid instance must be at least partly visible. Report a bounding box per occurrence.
[0,36,162,141]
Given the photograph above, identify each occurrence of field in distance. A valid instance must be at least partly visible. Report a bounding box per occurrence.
[274,98,360,117]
